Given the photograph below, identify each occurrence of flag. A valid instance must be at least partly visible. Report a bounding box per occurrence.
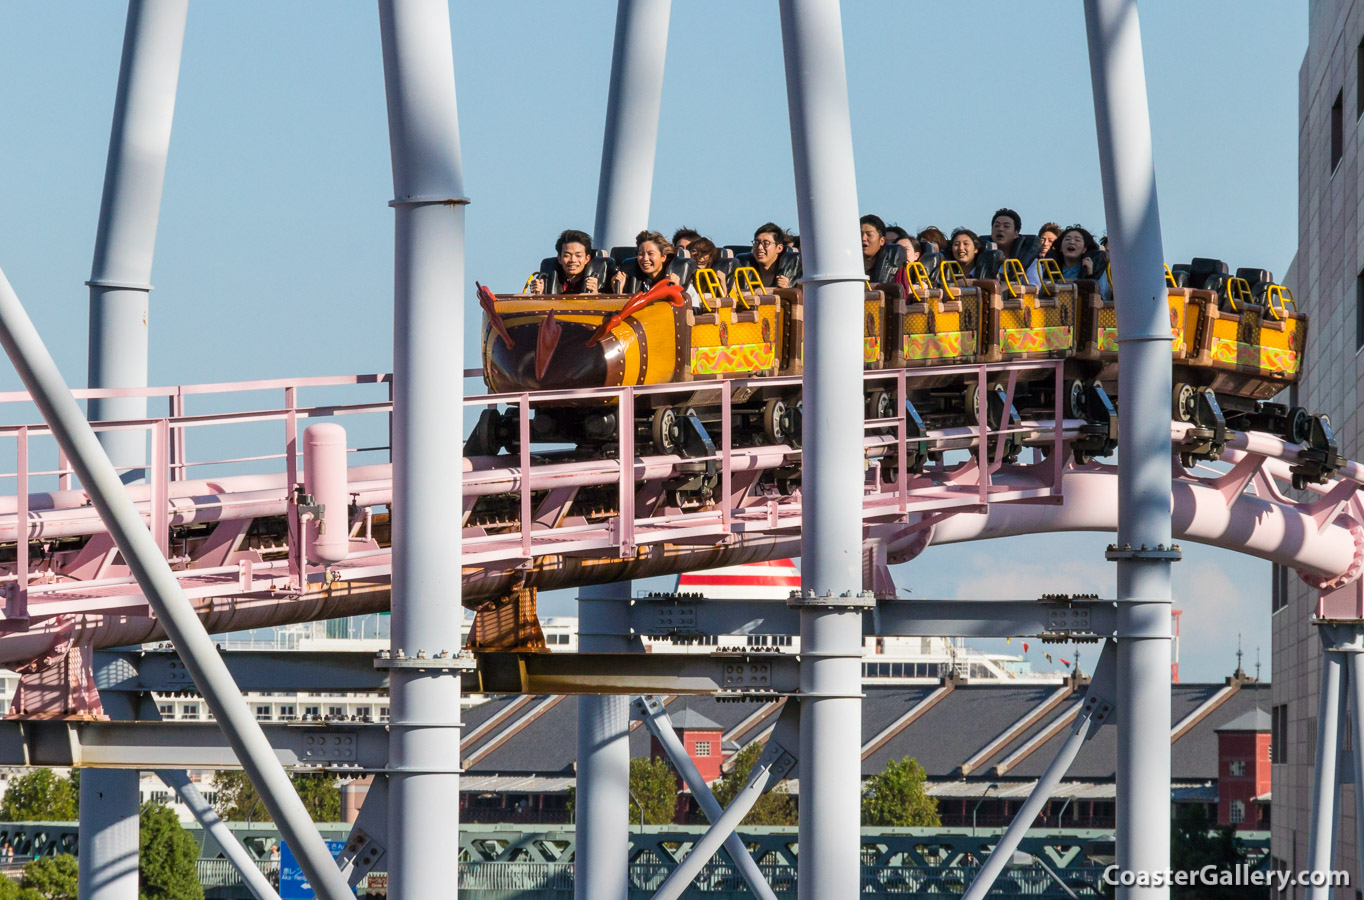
[1022,642,1029,653]
[1044,652,1053,663]
[1060,658,1072,667]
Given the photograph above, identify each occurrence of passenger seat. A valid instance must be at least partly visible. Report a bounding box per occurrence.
[1235,267,1274,304]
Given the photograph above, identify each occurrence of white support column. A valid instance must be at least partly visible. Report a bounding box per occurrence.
[83,4,186,897]
[578,2,669,895]
[575,584,632,900]
[593,0,671,251]
[1308,626,1350,898]
[777,2,869,899]
[80,693,141,900]
[1084,1,1173,896]
[377,2,468,898]
[87,0,187,480]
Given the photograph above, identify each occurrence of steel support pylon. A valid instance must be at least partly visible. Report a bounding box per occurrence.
[377,2,469,898]
[576,584,633,900]
[579,3,670,895]
[1085,1,1174,896]
[777,1,868,897]
[1306,623,1361,898]
[593,0,671,251]
[82,4,186,899]
[87,0,186,481]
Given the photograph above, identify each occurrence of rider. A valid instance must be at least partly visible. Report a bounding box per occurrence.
[736,222,801,289]
[530,229,610,295]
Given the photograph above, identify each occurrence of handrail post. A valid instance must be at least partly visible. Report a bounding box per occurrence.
[13,427,27,622]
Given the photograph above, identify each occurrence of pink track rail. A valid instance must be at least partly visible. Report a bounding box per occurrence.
[0,363,1354,669]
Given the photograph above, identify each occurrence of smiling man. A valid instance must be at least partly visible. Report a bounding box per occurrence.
[737,222,801,289]
[531,229,607,295]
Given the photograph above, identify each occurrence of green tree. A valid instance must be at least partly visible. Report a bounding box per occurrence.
[290,774,341,823]
[212,771,269,823]
[1168,804,1245,900]
[711,743,797,827]
[20,854,76,900]
[629,758,679,825]
[212,772,341,823]
[861,756,939,827]
[0,874,41,900]
[0,770,77,822]
[139,802,203,900]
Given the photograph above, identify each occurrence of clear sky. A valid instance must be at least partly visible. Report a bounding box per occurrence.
[0,1,1306,682]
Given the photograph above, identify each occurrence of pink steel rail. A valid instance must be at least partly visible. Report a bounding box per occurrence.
[0,363,1355,669]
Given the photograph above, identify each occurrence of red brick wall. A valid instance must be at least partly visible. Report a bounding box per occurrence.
[1218,730,1270,830]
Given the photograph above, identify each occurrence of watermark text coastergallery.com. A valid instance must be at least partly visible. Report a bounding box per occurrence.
[1102,865,1350,890]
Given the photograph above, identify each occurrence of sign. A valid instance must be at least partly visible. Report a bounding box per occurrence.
[278,841,348,900]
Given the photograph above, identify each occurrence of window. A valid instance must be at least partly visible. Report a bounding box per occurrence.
[695,741,712,757]
[1272,563,1289,612]
[1272,704,1289,764]
[379,706,390,722]
[180,704,201,721]
[158,703,175,720]
[1358,34,1364,119]
[1229,760,1247,777]
[356,707,371,720]
[1230,800,1246,824]
[1332,90,1344,173]
[150,791,170,805]
[1358,268,1364,351]
[278,705,296,720]
[328,706,345,718]
[255,706,272,721]
[304,705,321,718]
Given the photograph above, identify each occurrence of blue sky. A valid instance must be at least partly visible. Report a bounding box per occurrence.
[0,2,1306,681]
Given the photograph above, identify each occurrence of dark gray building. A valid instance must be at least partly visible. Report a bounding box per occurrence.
[1274,0,1364,885]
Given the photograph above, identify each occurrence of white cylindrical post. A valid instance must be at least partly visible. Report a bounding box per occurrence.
[83,3,187,896]
[377,2,468,898]
[1307,632,1347,899]
[593,0,671,251]
[575,583,632,900]
[1346,642,1364,894]
[777,2,869,898]
[87,0,187,479]
[578,2,669,894]
[1085,1,1173,896]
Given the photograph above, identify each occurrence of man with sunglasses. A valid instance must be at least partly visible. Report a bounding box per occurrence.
[737,222,802,289]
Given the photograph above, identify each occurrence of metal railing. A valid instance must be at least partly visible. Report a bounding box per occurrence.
[192,859,1107,898]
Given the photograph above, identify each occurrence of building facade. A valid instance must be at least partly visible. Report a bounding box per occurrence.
[1274,0,1364,884]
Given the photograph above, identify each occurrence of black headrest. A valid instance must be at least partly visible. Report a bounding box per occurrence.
[667,255,697,286]
[1012,234,1041,269]
[725,244,751,257]
[870,243,907,285]
[980,239,998,252]
[539,256,557,275]
[1187,257,1228,290]
[719,248,735,259]
[1235,267,1272,287]
[1086,249,1109,276]
[975,248,1004,281]
[610,246,635,264]
[676,247,692,259]
[712,256,738,277]
[1170,264,1192,288]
